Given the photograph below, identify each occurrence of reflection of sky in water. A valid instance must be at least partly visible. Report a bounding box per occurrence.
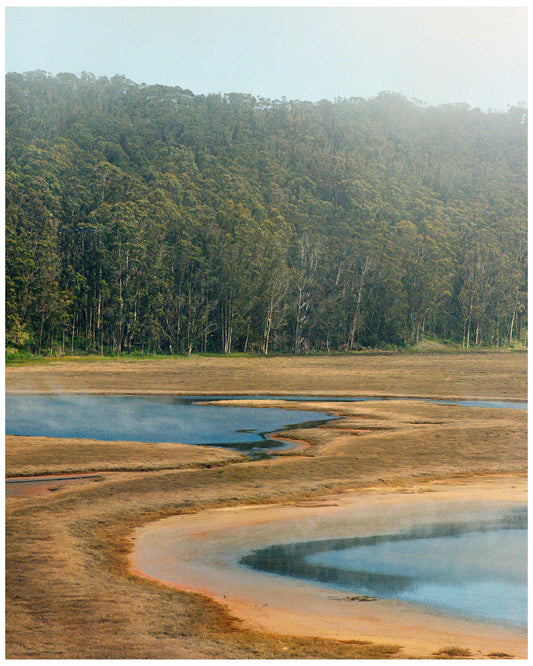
[434,399,527,410]
[306,529,527,627]
[5,394,332,447]
[5,395,525,448]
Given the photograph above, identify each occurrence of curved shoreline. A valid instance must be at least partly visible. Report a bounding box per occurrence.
[130,474,527,659]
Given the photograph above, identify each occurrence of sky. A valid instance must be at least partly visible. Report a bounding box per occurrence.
[4,5,528,111]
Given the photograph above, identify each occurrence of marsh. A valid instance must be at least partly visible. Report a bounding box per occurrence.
[5,353,527,659]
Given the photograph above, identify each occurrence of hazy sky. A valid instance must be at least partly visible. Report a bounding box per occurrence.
[5,6,528,111]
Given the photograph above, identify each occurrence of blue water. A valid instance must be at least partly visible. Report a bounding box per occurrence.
[5,394,333,451]
[306,529,527,627]
[434,399,527,410]
[5,393,526,452]
[241,511,527,630]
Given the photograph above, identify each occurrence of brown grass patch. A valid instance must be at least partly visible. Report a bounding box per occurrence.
[6,351,527,399]
[433,645,473,658]
[6,435,243,478]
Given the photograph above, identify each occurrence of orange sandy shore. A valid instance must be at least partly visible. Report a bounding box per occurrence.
[130,474,527,659]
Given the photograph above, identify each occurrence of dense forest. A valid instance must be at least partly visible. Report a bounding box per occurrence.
[5,71,527,355]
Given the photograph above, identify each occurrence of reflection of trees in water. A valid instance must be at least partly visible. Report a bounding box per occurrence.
[240,508,527,597]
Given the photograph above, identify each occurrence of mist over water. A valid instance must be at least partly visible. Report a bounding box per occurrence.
[307,528,527,627]
[5,393,525,453]
[5,394,333,450]
[7,392,527,628]
[241,511,527,629]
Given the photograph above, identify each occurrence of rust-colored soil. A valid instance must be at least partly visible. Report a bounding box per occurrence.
[5,352,527,659]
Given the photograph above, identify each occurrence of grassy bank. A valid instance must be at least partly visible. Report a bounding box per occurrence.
[5,341,527,366]
[5,350,527,398]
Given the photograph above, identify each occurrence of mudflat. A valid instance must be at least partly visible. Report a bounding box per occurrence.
[5,352,527,659]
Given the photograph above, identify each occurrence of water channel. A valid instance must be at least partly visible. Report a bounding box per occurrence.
[5,394,527,453]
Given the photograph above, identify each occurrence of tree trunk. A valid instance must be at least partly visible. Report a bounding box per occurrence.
[262,297,274,355]
[348,258,370,349]
[509,305,517,344]
[71,316,75,355]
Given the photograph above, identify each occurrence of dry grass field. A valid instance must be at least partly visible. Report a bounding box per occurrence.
[5,352,527,659]
[6,350,527,398]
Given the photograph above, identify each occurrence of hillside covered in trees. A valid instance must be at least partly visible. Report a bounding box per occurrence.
[6,71,527,355]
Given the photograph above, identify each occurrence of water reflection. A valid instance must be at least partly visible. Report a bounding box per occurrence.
[5,394,334,451]
[241,509,527,627]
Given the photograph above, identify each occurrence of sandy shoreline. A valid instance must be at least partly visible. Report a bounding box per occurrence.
[131,474,527,659]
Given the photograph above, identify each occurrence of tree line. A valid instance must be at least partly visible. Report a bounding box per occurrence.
[5,71,527,355]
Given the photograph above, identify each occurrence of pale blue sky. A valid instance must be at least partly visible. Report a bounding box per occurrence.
[5,6,528,110]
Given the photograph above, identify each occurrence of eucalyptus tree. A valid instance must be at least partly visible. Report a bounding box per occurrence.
[5,72,527,355]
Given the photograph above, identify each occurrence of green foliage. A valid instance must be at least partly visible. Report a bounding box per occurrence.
[5,72,527,355]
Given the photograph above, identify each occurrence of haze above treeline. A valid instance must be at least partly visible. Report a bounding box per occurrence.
[5,71,527,356]
[6,8,527,112]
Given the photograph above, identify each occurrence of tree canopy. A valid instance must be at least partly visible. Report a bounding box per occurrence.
[5,71,527,355]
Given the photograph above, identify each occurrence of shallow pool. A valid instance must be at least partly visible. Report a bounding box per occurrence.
[5,394,333,452]
[5,393,526,453]
[241,510,527,628]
